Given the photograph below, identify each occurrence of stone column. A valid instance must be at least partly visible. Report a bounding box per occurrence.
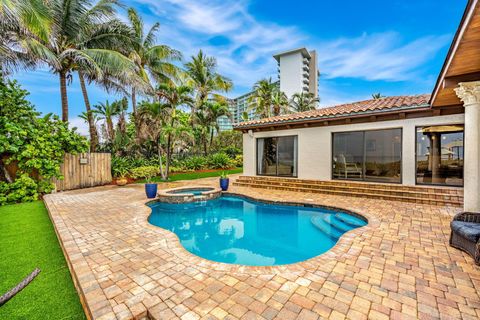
[455,81,480,212]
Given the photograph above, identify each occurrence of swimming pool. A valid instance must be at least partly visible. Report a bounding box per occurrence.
[148,195,367,266]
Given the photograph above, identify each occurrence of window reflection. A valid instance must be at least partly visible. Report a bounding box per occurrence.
[416,125,464,186]
[332,129,402,183]
[257,136,297,177]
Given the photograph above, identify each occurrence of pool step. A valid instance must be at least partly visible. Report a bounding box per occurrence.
[323,215,354,232]
[335,213,366,227]
[233,176,463,207]
[310,215,342,239]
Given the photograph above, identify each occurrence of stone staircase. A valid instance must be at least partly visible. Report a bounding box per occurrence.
[233,176,464,207]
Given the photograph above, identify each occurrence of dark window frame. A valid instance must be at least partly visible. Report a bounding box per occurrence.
[256,135,298,178]
[415,124,464,187]
[331,128,403,184]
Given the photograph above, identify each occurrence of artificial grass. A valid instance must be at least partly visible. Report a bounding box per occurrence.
[0,201,85,320]
[144,167,243,183]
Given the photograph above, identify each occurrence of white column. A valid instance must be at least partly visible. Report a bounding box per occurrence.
[455,81,480,212]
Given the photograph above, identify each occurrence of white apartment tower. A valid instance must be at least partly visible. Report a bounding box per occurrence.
[273,48,319,99]
[217,47,319,131]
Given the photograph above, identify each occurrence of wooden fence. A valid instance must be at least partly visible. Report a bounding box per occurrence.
[55,153,112,191]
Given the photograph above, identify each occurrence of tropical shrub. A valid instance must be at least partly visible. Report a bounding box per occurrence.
[207,153,232,169]
[232,155,243,168]
[129,166,160,183]
[0,78,88,204]
[0,174,39,205]
[181,156,207,171]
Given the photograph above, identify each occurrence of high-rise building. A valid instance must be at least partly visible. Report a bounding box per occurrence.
[273,48,319,99]
[217,47,319,131]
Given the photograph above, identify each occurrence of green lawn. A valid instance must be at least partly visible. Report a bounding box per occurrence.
[145,167,243,183]
[0,201,85,320]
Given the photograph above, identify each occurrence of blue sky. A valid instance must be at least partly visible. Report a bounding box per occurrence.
[14,0,466,134]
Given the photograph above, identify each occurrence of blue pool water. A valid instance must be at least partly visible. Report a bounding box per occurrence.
[148,195,367,266]
[169,188,212,196]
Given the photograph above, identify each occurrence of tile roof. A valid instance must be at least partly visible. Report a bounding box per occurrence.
[234,94,431,129]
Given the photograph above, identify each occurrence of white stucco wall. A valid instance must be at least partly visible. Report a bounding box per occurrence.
[242,114,465,186]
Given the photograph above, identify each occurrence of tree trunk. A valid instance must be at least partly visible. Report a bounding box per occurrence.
[78,71,98,152]
[209,128,214,148]
[166,133,171,180]
[131,88,137,115]
[107,118,114,143]
[59,71,69,122]
[203,133,208,156]
[158,141,167,180]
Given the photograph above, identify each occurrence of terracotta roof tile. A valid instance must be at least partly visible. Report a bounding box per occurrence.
[234,94,431,129]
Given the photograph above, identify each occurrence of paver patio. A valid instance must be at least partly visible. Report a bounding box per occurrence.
[44,176,480,320]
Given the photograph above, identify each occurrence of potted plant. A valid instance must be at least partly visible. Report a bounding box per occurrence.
[112,166,129,186]
[130,166,160,198]
[219,171,229,191]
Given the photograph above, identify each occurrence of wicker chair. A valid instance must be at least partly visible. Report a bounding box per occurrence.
[450,212,480,265]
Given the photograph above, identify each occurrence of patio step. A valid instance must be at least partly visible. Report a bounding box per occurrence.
[233,176,463,207]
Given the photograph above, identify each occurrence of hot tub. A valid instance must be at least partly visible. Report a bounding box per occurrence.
[156,186,222,203]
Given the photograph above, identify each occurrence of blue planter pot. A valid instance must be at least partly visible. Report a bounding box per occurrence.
[220,178,229,191]
[145,183,158,198]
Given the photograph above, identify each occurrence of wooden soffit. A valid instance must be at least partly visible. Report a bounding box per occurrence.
[431,0,480,107]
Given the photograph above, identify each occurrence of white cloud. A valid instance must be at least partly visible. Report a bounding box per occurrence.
[69,117,90,137]
[132,0,450,100]
[316,32,451,82]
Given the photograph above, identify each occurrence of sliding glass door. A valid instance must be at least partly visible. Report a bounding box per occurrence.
[416,125,463,186]
[257,136,297,177]
[332,128,402,183]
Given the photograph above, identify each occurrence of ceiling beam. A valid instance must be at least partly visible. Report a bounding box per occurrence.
[443,71,480,88]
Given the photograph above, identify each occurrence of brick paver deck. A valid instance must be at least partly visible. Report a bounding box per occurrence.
[44,177,480,320]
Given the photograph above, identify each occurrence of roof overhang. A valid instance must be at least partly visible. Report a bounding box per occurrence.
[273,47,311,62]
[430,0,480,107]
[234,104,464,132]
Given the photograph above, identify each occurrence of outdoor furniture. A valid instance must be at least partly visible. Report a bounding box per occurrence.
[336,154,362,179]
[450,212,480,265]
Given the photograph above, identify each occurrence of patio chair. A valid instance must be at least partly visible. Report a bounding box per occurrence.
[450,212,480,265]
[336,154,362,179]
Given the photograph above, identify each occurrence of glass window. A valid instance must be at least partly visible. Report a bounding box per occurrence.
[332,132,364,180]
[416,125,464,186]
[364,129,402,183]
[333,129,402,183]
[257,136,297,177]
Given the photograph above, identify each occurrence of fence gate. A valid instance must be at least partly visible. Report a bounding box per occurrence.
[55,153,112,191]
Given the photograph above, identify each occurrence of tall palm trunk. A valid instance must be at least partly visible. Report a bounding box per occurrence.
[166,133,171,179]
[203,132,208,156]
[131,88,137,115]
[59,71,69,122]
[78,71,98,152]
[157,141,166,180]
[106,118,114,143]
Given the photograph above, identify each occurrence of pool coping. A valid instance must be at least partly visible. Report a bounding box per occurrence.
[139,191,378,275]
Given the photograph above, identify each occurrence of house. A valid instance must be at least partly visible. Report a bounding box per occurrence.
[234,0,480,211]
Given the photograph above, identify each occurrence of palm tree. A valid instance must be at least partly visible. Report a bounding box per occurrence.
[372,93,385,99]
[136,101,170,179]
[248,78,277,118]
[272,90,290,116]
[126,8,182,114]
[4,0,137,123]
[290,92,319,112]
[207,100,231,147]
[79,110,100,146]
[93,100,122,143]
[184,50,233,111]
[156,83,194,177]
[184,50,232,153]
